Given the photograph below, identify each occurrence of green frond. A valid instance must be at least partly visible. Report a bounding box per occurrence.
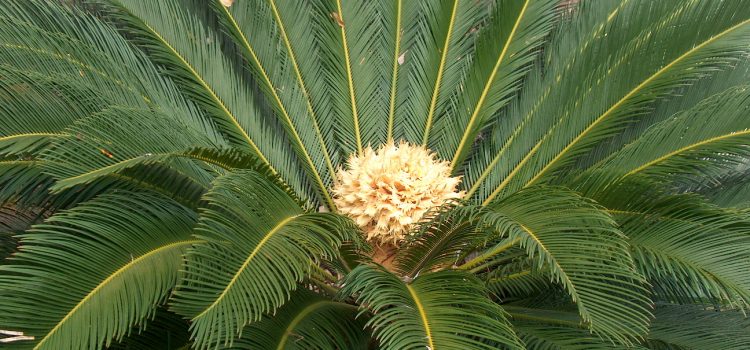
[97,0,315,204]
[0,191,197,350]
[608,194,750,309]
[170,170,359,349]
[340,265,524,350]
[577,85,750,193]
[435,0,557,169]
[41,107,219,192]
[395,201,484,277]
[479,186,652,344]
[213,0,337,210]
[224,289,369,350]
[471,0,750,203]
[645,305,750,350]
[109,309,190,350]
[405,0,490,146]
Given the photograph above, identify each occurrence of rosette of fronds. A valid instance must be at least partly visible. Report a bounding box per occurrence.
[0,1,749,350]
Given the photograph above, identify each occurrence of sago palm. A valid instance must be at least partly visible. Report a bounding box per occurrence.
[1,0,750,349]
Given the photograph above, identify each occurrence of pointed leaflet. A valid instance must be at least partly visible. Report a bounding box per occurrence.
[0,192,197,350]
[170,170,359,349]
[215,0,337,209]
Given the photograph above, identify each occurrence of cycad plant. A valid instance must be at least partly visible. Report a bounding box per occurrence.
[1,0,750,349]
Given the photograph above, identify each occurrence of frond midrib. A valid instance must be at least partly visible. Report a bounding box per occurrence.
[405,283,435,350]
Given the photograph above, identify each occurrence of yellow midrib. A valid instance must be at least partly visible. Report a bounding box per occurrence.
[33,240,199,350]
[422,0,459,146]
[0,132,61,142]
[220,4,335,210]
[522,17,750,188]
[267,0,338,183]
[624,129,750,177]
[387,0,403,142]
[192,214,300,320]
[405,284,435,350]
[335,0,363,154]
[449,0,530,172]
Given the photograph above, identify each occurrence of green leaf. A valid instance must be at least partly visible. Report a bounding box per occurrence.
[340,265,524,350]
[0,191,197,350]
[170,170,359,349]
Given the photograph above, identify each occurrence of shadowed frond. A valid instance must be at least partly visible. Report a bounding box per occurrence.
[109,309,190,350]
[340,265,524,350]
[644,305,750,350]
[170,170,359,349]
[0,191,197,350]
[607,193,750,309]
[224,289,369,350]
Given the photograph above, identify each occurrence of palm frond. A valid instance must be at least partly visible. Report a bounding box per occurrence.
[471,0,750,203]
[224,289,369,350]
[607,193,750,309]
[435,0,557,169]
[97,0,315,204]
[213,0,338,210]
[41,107,220,192]
[170,170,359,349]
[644,304,750,350]
[0,191,197,350]
[340,265,524,350]
[476,186,652,344]
[577,85,750,193]
[394,0,489,145]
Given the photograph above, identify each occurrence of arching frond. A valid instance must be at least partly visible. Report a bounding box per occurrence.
[97,0,314,204]
[340,265,524,350]
[472,0,750,203]
[0,191,197,350]
[577,85,750,193]
[645,305,750,350]
[476,186,651,344]
[170,170,359,349]
[225,289,369,350]
[607,193,750,309]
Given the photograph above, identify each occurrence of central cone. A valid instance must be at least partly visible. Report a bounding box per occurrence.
[333,141,464,248]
